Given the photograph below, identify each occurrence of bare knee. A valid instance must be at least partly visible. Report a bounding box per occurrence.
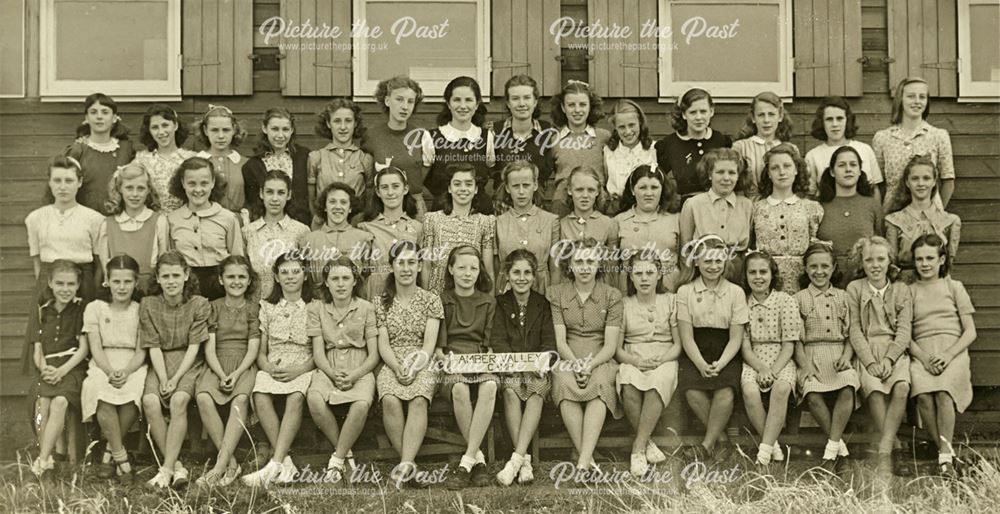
[891,382,910,402]
[409,397,429,414]
[452,383,471,404]
[714,387,735,403]
[287,392,305,409]
[142,395,162,416]
[307,391,327,412]
[772,381,792,399]
[806,393,825,410]
[170,393,191,416]
[231,395,250,417]
[196,392,216,411]
[478,380,498,399]
[382,397,403,417]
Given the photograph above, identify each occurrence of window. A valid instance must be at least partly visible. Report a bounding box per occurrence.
[958,0,1000,101]
[40,0,181,100]
[352,0,491,100]
[657,0,793,101]
[1,0,25,98]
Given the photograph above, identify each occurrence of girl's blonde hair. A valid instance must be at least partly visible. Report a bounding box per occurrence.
[105,163,162,214]
[848,235,898,283]
[562,165,607,212]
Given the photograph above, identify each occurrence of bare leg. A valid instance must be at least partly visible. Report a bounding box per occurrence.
[806,392,833,437]
[762,382,791,447]
[253,393,280,446]
[577,399,607,468]
[196,392,225,449]
[916,394,940,451]
[935,392,956,455]
[400,397,428,463]
[271,393,304,462]
[559,401,584,454]
[212,395,250,473]
[142,395,168,457]
[829,387,855,442]
[636,391,664,453]
[703,388,734,449]
[335,401,371,459]
[502,389,522,444]
[382,396,405,454]
[308,391,341,446]
[742,385,766,436]
[515,395,544,457]
[463,381,497,459]
[878,382,909,453]
[39,397,69,461]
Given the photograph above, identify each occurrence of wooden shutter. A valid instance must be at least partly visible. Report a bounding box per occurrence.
[182,0,253,95]
[492,0,562,96]
[281,0,352,96]
[793,0,863,97]
[887,0,958,96]
[587,0,658,97]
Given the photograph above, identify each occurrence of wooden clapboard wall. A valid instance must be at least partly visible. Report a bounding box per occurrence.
[1,0,998,436]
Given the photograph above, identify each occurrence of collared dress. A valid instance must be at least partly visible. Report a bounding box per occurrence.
[139,294,210,400]
[549,125,612,216]
[490,290,555,400]
[80,300,146,421]
[26,298,88,412]
[375,288,444,402]
[615,208,681,292]
[307,298,378,405]
[679,189,753,283]
[751,195,824,293]
[358,213,423,300]
[676,277,749,391]
[299,223,375,291]
[253,298,313,395]
[133,148,197,213]
[873,121,955,213]
[195,298,260,404]
[908,277,975,412]
[556,210,619,284]
[308,142,375,200]
[98,207,169,292]
[25,203,104,302]
[438,289,497,386]
[793,285,860,400]
[422,123,496,213]
[421,210,495,295]
[847,280,913,397]
[197,150,248,213]
[495,205,560,294]
[884,204,961,283]
[616,294,679,407]
[243,215,311,300]
[66,137,137,214]
[741,291,799,391]
[603,140,658,204]
[167,201,245,300]
[732,136,794,199]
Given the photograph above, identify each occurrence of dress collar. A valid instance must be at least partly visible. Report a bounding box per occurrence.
[558,125,597,139]
[501,118,543,135]
[196,150,243,163]
[765,194,800,206]
[322,141,361,152]
[676,128,714,141]
[115,207,154,224]
[692,276,725,296]
[808,284,835,297]
[708,188,737,206]
[175,202,223,219]
[439,123,483,142]
[85,137,120,153]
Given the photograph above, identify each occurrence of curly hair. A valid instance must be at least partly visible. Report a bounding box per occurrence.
[606,99,653,151]
[736,91,793,141]
[618,164,681,215]
[757,143,810,199]
[316,98,365,141]
[254,107,297,155]
[76,93,130,140]
[194,105,247,149]
[741,250,783,294]
[817,146,874,203]
[105,163,162,214]
[148,251,201,301]
[550,81,603,128]
[847,235,897,283]
[503,74,542,120]
[697,148,751,194]
[558,237,606,281]
[671,88,714,134]
[314,181,357,225]
[375,75,424,114]
[797,242,843,290]
[218,254,259,298]
[139,104,188,151]
[444,245,493,293]
[502,248,539,276]
[168,156,225,205]
[98,254,144,303]
[810,96,858,141]
[561,165,608,213]
[317,255,366,302]
[437,76,488,127]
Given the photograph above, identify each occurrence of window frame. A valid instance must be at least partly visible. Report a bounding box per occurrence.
[957,0,1000,102]
[656,0,793,103]
[352,0,491,101]
[39,0,182,101]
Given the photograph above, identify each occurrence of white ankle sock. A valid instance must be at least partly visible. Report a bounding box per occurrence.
[460,455,477,472]
[475,450,486,465]
[823,440,840,460]
[757,444,772,465]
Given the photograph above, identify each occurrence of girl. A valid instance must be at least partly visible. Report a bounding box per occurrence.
[732,92,796,199]
[81,255,147,484]
[299,182,374,290]
[604,100,657,213]
[846,237,913,475]
[167,156,245,301]
[794,242,858,471]
[655,88,733,200]
[361,76,430,218]
[26,156,104,303]
[421,164,496,295]
[306,256,378,483]
[66,93,136,214]
[741,251,798,466]
[616,254,681,477]
[676,235,748,462]
[492,250,555,486]
[556,166,619,285]
[194,104,249,214]
[885,155,961,284]
[140,251,210,488]
[133,104,195,212]
[874,77,956,213]
[423,76,496,214]
[309,99,374,227]
[358,166,423,300]
[678,148,752,284]
[194,255,260,487]
[751,144,823,293]
[816,146,884,288]
[437,246,497,489]
[99,163,169,293]
[242,254,316,487]
[548,80,611,216]
[242,107,312,225]
[908,234,976,478]
[26,260,89,479]
[548,238,623,472]
[614,165,682,292]
[243,171,311,300]
[494,75,555,192]
[804,97,883,202]
[494,160,560,294]
[376,240,443,488]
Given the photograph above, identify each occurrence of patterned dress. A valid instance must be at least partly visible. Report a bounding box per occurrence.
[616,294,679,407]
[133,148,196,212]
[253,298,313,395]
[139,294,210,400]
[80,300,146,421]
[793,285,860,401]
[421,211,495,295]
[358,213,423,301]
[375,288,444,402]
[741,291,799,392]
[494,206,560,294]
[751,196,824,293]
[873,121,955,213]
[884,205,961,283]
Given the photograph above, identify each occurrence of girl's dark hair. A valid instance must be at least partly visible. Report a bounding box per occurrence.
[503,74,542,120]
[441,163,484,215]
[254,107,297,154]
[316,98,365,141]
[318,255,366,302]
[382,239,422,309]
[437,76,488,127]
[218,254,259,298]
[259,170,294,215]
[625,253,668,296]
[43,155,84,204]
[810,96,858,141]
[890,154,938,213]
[736,91,793,141]
[360,166,417,222]
[375,75,424,114]
[139,104,188,151]
[41,259,83,304]
[671,88,714,133]
[494,160,544,214]
[315,181,357,224]
[558,237,605,281]
[550,81,603,128]
[99,254,144,303]
[618,165,681,215]
[606,99,652,151]
[195,104,247,148]
[891,77,930,124]
[169,156,225,205]
[818,146,874,203]
[757,143,810,199]
[264,252,315,304]
[105,163,161,214]
[502,248,538,276]
[797,242,843,290]
[911,233,950,277]
[149,251,201,301]
[444,245,493,293]
[77,93,130,140]
[741,250,783,294]
[697,148,751,194]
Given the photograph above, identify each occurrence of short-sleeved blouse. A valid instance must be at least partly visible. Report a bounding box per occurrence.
[307,298,377,351]
[25,204,103,263]
[139,295,211,351]
[196,150,248,213]
[873,121,955,211]
[440,289,495,355]
[679,190,753,249]
[27,298,86,356]
[375,288,445,348]
[83,300,140,350]
[547,282,624,348]
[421,211,496,294]
[209,298,261,346]
[884,204,962,265]
[358,213,423,298]
[909,278,975,340]
[794,285,850,342]
[133,148,197,212]
[495,206,560,293]
[615,209,681,278]
[622,294,677,345]
[746,291,801,344]
[259,298,309,345]
[676,277,749,328]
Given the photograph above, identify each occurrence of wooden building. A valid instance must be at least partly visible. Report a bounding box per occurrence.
[1,0,998,455]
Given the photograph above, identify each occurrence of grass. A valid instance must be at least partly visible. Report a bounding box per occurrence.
[2,447,998,513]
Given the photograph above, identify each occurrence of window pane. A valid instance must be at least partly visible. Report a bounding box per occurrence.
[969,4,1000,83]
[669,3,780,82]
[1,0,25,96]
[54,0,169,81]
[365,2,478,82]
